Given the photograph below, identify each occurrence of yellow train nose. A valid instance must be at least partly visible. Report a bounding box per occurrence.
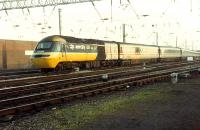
[31,58,59,68]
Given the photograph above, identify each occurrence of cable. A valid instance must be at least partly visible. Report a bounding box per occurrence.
[89,0,103,20]
[126,0,139,19]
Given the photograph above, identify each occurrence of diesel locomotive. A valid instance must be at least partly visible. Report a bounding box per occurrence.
[30,35,200,72]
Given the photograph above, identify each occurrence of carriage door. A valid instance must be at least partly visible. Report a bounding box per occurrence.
[61,43,66,61]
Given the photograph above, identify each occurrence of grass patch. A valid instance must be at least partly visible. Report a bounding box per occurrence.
[46,85,175,130]
[14,84,178,130]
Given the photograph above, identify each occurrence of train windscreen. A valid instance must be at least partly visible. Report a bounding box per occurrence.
[35,42,61,52]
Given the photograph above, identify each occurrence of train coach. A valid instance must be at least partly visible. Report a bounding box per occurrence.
[159,46,182,61]
[30,35,200,72]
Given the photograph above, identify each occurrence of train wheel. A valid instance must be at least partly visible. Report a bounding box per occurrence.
[41,68,49,73]
[55,63,64,72]
[41,68,45,73]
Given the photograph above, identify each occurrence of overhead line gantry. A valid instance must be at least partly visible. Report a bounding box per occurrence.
[0,0,101,11]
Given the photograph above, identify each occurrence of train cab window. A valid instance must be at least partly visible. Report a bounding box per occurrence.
[35,42,63,52]
[35,42,53,52]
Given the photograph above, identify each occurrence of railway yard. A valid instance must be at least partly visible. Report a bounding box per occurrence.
[1,1,200,129]
[0,61,200,130]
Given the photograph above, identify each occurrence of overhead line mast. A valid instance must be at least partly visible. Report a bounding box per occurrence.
[0,0,101,11]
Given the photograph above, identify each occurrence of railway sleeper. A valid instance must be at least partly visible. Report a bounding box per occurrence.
[75,94,84,98]
[84,92,94,96]
[1,65,199,119]
[101,88,109,93]
[94,91,101,94]
[63,96,73,102]
[0,109,16,118]
[17,105,33,113]
[49,99,63,105]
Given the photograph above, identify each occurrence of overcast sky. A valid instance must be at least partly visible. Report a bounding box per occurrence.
[0,0,200,50]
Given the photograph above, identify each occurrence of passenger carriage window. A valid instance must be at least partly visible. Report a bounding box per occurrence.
[135,47,141,54]
[114,47,117,53]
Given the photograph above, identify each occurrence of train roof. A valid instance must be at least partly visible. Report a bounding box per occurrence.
[40,35,159,47]
[39,35,200,54]
[96,40,157,47]
[40,35,104,44]
[62,36,105,44]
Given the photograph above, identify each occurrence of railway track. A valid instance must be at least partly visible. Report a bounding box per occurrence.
[0,69,40,76]
[0,69,41,80]
[0,61,200,120]
[0,61,198,99]
[0,62,164,87]
[0,61,197,88]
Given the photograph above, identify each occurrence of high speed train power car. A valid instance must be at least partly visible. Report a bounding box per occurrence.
[31,35,200,72]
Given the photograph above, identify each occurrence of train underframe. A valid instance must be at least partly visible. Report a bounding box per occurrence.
[40,56,197,73]
[40,58,159,72]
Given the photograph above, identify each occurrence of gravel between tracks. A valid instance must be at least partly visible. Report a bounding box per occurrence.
[0,75,200,130]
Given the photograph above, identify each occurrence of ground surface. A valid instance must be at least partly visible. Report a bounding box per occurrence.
[78,79,200,130]
[0,75,200,130]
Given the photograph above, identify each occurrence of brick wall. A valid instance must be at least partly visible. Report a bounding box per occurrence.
[0,39,37,70]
